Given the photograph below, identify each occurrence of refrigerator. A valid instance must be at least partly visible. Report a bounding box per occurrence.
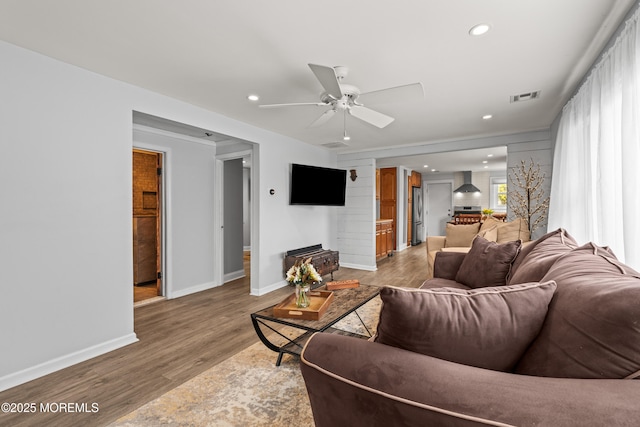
[411,186,423,246]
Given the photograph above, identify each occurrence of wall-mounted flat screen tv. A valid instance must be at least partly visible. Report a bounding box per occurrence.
[290,163,347,206]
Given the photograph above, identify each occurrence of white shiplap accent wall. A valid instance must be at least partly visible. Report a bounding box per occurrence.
[337,158,377,271]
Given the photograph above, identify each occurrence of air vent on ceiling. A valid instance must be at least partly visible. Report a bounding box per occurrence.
[321,141,350,148]
[510,90,541,103]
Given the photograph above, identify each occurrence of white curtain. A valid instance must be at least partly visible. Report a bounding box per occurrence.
[549,5,640,270]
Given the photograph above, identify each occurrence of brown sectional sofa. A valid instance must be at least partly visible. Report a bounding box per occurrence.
[300,229,640,426]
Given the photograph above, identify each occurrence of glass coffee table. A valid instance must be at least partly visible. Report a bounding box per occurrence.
[251,284,380,366]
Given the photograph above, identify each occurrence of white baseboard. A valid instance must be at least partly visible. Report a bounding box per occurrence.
[339,262,378,271]
[224,269,246,283]
[251,280,288,296]
[168,281,220,299]
[0,333,138,393]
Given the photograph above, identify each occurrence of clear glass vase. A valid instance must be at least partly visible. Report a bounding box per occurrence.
[295,283,311,308]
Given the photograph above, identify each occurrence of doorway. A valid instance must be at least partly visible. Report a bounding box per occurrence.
[132,149,164,304]
[426,182,453,236]
[215,148,254,293]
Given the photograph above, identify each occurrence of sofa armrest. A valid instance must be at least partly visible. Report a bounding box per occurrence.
[301,333,639,427]
[426,235,446,252]
[433,251,467,280]
[425,236,447,279]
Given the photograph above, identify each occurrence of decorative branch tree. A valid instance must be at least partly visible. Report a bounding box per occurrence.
[508,158,550,235]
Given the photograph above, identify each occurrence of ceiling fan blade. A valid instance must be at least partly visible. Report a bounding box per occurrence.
[358,82,424,105]
[349,106,395,128]
[308,64,343,100]
[309,109,337,127]
[259,102,326,109]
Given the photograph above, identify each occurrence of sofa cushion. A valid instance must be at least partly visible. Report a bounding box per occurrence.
[374,282,557,372]
[515,243,640,379]
[508,228,578,285]
[481,217,530,243]
[455,236,521,288]
[444,222,481,248]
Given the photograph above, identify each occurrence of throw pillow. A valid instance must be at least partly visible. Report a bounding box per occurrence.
[495,219,523,243]
[481,217,531,243]
[515,243,640,379]
[477,224,498,242]
[507,228,578,285]
[374,282,557,372]
[444,222,481,248]
[479,216,500,233]
[455,236,521,288]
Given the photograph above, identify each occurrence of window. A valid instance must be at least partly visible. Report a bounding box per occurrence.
[490,177,507,211]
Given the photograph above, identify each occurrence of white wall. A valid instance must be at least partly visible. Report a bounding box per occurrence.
[337,158,377,270]
[256,140,336,295]
[0,40,335,390]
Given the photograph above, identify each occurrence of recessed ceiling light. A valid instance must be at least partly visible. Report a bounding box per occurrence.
[482,114,493,120]
[343,135,351,141]
[423,164,429,168]
[431,169,437,172]
[247,94,259,101]
[469,23,490,36]
[487,154,494,157]
[482,160,488,164]
[484,165,489,169]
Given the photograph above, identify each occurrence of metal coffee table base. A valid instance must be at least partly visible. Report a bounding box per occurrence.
[250,285,379,366]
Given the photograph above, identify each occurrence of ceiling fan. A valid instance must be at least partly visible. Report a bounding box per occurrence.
[259,64,424,129]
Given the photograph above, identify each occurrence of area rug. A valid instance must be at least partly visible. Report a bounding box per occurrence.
[110,296,381,427]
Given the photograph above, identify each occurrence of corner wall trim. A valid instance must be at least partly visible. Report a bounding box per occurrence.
[0,333,139,393]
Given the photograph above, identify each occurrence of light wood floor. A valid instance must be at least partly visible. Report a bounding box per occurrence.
[0,244,428,427]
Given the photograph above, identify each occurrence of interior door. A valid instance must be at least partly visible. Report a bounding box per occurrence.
[379,168,397,250]
[426,182,452,236]
[132,149,163,296]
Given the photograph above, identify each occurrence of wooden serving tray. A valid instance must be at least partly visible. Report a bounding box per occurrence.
[273,290,334,320]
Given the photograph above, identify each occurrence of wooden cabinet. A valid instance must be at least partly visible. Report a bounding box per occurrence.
[379,167,397,251]
[376,219,393,260]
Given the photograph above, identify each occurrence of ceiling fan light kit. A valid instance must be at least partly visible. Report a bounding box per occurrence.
[469,23,491,36]
[259,63,424,134]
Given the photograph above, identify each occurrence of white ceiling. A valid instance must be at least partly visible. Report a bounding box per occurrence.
[0,0,635,172]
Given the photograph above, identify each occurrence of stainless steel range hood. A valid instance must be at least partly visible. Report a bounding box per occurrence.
[454,171,481,193]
